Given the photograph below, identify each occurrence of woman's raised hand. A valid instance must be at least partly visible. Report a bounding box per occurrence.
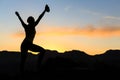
[45,4,50,12]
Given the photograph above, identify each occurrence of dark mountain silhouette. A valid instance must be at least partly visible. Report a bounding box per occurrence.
[0,49,120,79]
[94,49,120,70]
[42,50,94,72]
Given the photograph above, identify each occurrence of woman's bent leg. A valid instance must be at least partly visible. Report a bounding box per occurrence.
[29,44,46,71]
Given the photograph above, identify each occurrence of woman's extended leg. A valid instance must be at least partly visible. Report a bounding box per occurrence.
[20,51,28,75]
[20,43,28,75]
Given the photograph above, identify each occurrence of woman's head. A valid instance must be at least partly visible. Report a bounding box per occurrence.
[27,16,35,24]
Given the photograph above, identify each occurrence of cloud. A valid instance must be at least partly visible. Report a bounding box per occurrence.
[104,16,120,20]
[81,10,100,15]
[64,6,71,12]
[12,25,120,38]
[37,25,120,37]
[12,31,24,38]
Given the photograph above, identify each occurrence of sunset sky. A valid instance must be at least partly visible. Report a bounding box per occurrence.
[0,0,120,55]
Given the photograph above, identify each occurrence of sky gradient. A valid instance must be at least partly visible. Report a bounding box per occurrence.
[1,0,120,55]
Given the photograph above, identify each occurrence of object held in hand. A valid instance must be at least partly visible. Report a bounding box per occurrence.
[15,11,19,15]
[45,4,50,12]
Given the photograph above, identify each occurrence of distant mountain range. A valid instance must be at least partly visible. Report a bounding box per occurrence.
[0,49,120,78]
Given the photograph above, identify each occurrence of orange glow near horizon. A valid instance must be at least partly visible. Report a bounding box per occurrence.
[6,24,120,55]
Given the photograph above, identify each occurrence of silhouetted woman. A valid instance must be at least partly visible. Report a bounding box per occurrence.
[15,4,50,73]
